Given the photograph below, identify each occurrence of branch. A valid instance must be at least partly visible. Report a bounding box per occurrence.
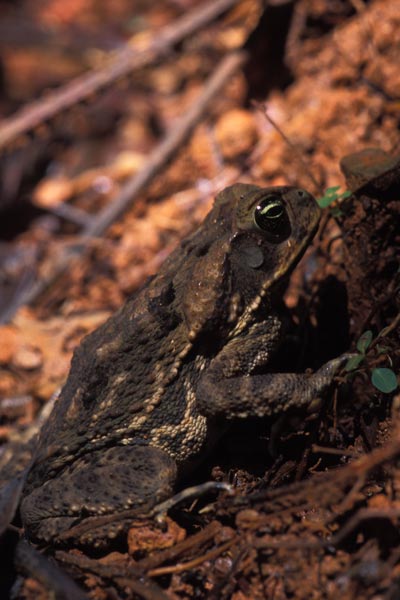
[3,50,247,321]
[0,0,240,152]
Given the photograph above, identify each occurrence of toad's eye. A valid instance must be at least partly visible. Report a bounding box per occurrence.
[254,195,287,233]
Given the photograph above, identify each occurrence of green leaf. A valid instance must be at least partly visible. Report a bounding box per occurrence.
[345,354,365,372]
[371,368,398,393]
[317,187,351,209]
[356,330,373,354]
[318,194,337,208]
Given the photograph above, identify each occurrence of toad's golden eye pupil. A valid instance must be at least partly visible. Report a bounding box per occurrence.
[254,197,285,231]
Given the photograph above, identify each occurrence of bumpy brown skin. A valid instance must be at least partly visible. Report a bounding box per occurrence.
[21,184,347,547]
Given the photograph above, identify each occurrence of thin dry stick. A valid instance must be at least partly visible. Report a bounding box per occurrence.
[147,538,237,577]
[311,444,359,458]
[15,541,87,600]
[56,551,169,600]
[81,53,247,239]
[113,577,170,600]
[137,521,220,572]
[330,507,400,547]
[5,50,247,320]
[0,0,240,151]
[252,100,323,193]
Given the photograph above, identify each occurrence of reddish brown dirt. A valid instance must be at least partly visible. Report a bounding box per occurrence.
[0,1,399,598]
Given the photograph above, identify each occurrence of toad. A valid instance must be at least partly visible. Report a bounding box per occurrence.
[20,184,348,546]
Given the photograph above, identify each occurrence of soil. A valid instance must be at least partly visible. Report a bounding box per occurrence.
[0,1,399,598]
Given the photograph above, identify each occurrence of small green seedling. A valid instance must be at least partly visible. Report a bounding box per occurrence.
[345,329,398,394]
[345,330,371,372]
[317,186,352,216]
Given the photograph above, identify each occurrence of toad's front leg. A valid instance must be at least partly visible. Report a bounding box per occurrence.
[197,328,350,420]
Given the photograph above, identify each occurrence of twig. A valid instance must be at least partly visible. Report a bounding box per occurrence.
[81,50,246,240]
[329,507,400,546]
[252,100,323,193]
[3,50,246,322]
[56,521,221,586]
[369,311,400,351]
[56,551,169,600]
[251,505,400,552]
[208,546,248,600]
[137,520,220,571]
[15,540,88,600]
[113,577,170,600]
[311,444,359,458]
[0,0,240,151]
[234,436,400,514]
[147,538,236,577]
